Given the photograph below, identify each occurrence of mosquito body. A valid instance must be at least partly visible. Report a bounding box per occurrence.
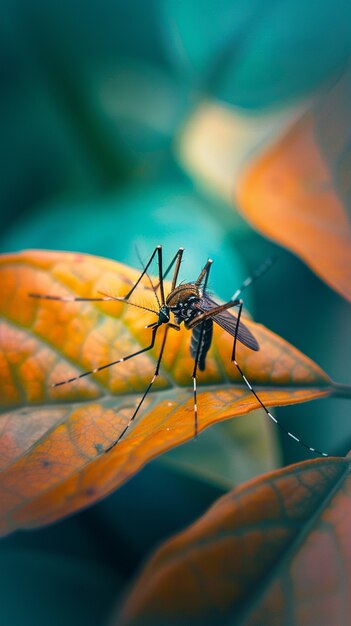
[29,246,329,457]
[166,280,258,371]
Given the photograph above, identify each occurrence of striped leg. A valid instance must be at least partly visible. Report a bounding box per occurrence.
[123,245,166,303]
[105,325,170,452]
[190,259,213,438]
[231,301,329,457]
[191,320,208,438]
[29,246,166,311]
[51,324,160,388]
[152,247,185,292]
[231,256,276,301]
[30,290,158,315]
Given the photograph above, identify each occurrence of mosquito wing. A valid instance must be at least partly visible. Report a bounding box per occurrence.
[198,295,259,351]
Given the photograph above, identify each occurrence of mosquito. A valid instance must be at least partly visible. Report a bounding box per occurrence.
[29,246,329,457]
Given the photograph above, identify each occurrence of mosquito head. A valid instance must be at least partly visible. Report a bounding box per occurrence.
[158,304,170,325]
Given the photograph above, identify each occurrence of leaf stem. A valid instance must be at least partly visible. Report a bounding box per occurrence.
[330,382,351,399]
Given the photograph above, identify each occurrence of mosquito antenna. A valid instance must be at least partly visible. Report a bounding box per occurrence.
[231,300,329,457]
[97,291,158,315]
[134,245,161,309]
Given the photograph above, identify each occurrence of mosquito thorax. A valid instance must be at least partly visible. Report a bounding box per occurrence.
[166,283,201,326]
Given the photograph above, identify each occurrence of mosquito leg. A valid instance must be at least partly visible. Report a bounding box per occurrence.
[28,294,119,302]
[122,245,164,301]
[30,246,184,309]
[30,292,159,322]
[51,325,160,388]
[156,246,165,305]
[186,255,275,325]
[188,257,275,329]
[29,248,161,302]
[195,259,213,288]
[191,321,206,439]
[231,256,276,301]
[230,300,244,363]
[188,260,214,438]
[169,248,185,290]
[105,325,170,452]
[134,246,162,309]
[152,247,185,296]
[135,247,185,308]
[29,247,164,305]
[230,301,329,458]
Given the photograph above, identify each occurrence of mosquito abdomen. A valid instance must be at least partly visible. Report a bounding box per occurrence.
[190,319,213,371]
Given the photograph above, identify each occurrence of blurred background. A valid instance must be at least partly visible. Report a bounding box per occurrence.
[0,1,350,624]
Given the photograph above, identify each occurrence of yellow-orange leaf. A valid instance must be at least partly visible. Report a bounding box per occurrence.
[118,456,351,626]
[236,73,351,302]
[0,250,338,535]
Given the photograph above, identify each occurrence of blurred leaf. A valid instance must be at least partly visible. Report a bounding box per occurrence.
[91,463,226,564]
[0,250,342,535]
[117,455,351,626]
[178,71,351,302]
[96,61,188,157]
[162,0,351,107]
[177,100,302,204]
[0,0,175,219]
[236,71,351,303]
[158,410,281,489]
[0,183,248,302]
[0,549,120,626]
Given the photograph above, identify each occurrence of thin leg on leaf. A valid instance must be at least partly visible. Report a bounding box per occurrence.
[191,259,213,437]
[29,292,159,316]
[191,320,206,439]
[51,325,160,388]
[29,246,164,306]
[29,293,121,303]
[105,325,170,452]
[230,301,329,458]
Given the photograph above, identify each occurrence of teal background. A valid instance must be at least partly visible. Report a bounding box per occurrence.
[0,1,350,624]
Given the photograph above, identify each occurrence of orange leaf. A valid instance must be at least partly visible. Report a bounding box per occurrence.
[236,72,351,302]
[117,455,351,626]
[0,250,339,535]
